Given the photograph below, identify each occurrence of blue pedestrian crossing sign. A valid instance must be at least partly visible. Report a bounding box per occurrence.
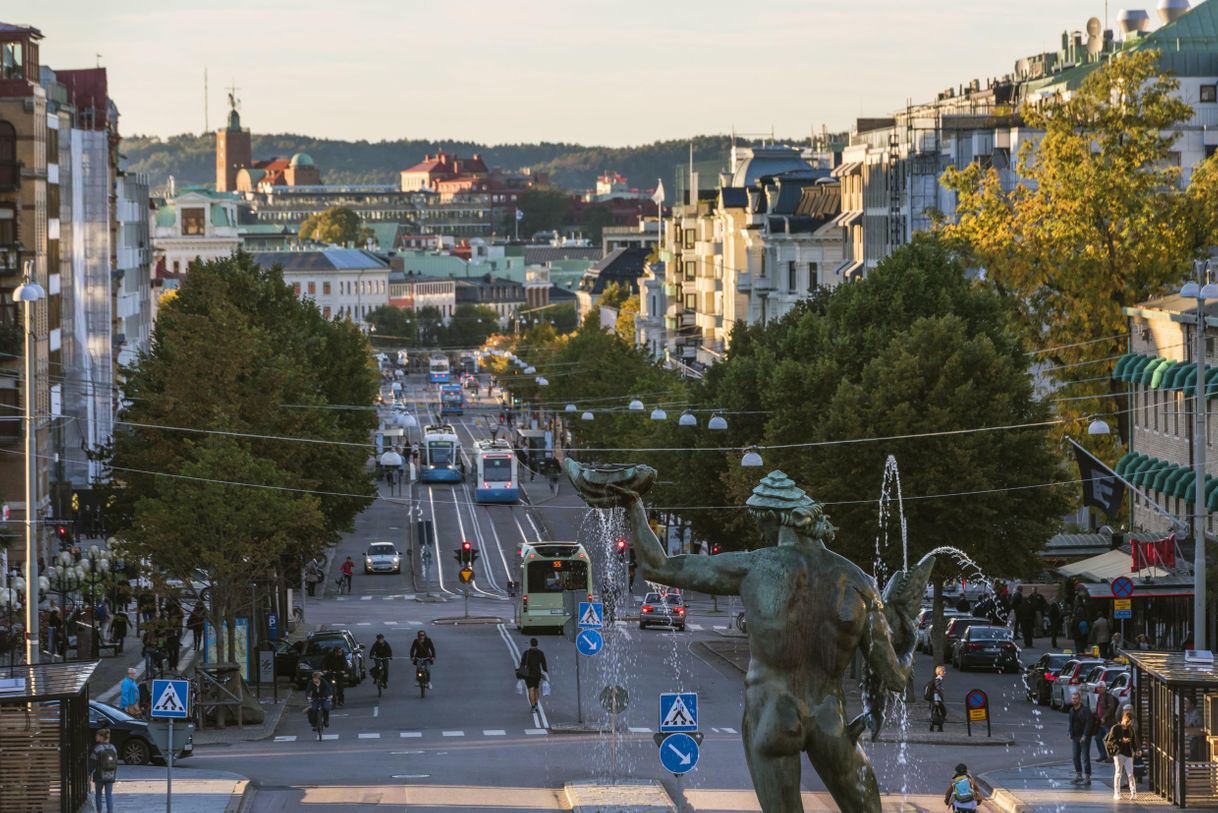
[659,691,698,732]
[659,732,700,774]
[150,679,190,720]
[576,628,604,656]
[578,601,603,629]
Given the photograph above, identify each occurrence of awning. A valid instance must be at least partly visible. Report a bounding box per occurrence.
[831,161,862,178]
[833,210,862,228]
[1058,549,1174,582]
[833,259,865,279]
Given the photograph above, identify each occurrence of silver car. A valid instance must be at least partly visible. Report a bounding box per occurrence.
[364,542,401,574]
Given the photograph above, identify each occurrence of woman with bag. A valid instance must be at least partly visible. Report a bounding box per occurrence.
[518,638,548,713]
[1105,704,1140,801]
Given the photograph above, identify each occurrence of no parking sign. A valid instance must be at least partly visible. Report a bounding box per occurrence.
[965,689,990,737]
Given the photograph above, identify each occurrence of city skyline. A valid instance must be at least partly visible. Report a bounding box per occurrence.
[18,0,1111,146]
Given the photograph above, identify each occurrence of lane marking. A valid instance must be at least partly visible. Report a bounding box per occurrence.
[392,774,431,779]
[373,706,379,718]
[274,735,296,742]
[356,622,372,626]
[524,728,548,736]
[688,624,704,631]
[629,727,652,733]
[442,730,465,737]
[483,729,506,736]
[400,731,422,738]
[392,750,424,755]
[384,621,398,625]
[322,734,339,741]
[358,732,381,739]
[721,727,737,734]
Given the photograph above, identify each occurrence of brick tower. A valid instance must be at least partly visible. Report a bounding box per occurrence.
[215,91,250,192]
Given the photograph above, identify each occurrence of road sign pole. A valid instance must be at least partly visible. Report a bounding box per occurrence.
[167,718,174,813]
[575,643,583,724]
[464,586,469,619]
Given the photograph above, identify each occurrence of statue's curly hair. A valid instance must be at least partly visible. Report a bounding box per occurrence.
[749,501,836,541]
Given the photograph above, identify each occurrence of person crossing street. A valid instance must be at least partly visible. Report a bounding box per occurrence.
[518,638,547,713]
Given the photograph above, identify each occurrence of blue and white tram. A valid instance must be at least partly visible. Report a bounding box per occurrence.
[473,438,519,504]
[419,423,463,483]
[428,355,451,384]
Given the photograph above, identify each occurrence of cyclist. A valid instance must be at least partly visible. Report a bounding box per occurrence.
[304,671,333,730]
[369,633,393,688]
[339,557,354,593]
[322,645,348,707]
[410,630,436,689]
[944,763,988,811]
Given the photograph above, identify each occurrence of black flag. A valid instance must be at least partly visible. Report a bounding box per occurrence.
[1070,440,1125,518]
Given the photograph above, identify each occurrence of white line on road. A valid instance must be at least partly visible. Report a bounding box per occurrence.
[356,622,371,626]
[400,731,422,738]
[274,736,296,742]
[442,730,465,737]
[524,728,547,736]
[322,734,339,741]
[384,621,398,625]
[721,727,737,734]
[391,774,431,779]
[361,595,373,601]
[358,732,381,739]
[373,706,379,718]
[483,729,506,736]
[687,624,704,631]
[629,727,652,733]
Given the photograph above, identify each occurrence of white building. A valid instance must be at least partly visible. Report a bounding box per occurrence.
[251,248,390,327]
[114,162,153,368]
[151,184,240,276]
[389,271,456,322]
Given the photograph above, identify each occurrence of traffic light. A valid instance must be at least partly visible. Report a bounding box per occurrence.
[453,546,466,565]
[56,524,70,547]
[469,546,480,566]
[615,538,627,562]
[461,541,473,565]
[711,543,721,555]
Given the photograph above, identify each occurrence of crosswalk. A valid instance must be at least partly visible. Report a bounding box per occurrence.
[352,620,424,627]
[335,594,417,602]
[272,726,738,743]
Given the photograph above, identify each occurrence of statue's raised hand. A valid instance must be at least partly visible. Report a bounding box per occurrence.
[564,460,656,508]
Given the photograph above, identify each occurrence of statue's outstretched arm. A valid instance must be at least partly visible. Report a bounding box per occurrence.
[859,588,915,694]
[621,496,746,595]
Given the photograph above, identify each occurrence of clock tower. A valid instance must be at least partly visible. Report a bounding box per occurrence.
[215,87,250,192]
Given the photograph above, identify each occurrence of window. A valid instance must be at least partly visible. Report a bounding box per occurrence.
[684,293,697,310]
[323,306,331,319]
[1202,85,1218,103]
[0,42,22,81]
[683,261,695,282]
[180,208,205,236]
[808,262,818,292]
[683,229,695,249]
[172,260,180,275]
[0,204,14,245]
[323,281,331,296]
[293,282,301,296]
[788,261,797,293]
[307,281,316,296]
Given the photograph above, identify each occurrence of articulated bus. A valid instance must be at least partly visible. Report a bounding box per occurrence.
[514,541,593,633]
[439,383,464,416]
[472,438,518,504]
[419,423,462,483]
[428,355,451,384]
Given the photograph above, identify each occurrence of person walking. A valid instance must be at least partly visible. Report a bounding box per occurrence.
[944,763,989,811]
[1068,691,1096,785]
[186,603,206,652]
[1016,593,1035,648]
[1094,681,1119,764]
[109,607,129,654]
[1048,600,1062,649]
[165,624,182,672]
[519,638,548,713]
[1109,631,1124,655]
[120,667,141,717]
[46,602,62,659]
[305,558,322,597]
[89,728,119,813]
[1072,613,1090,654]
[1105,705,1140,800]
[926,664,947,732]
[1090,614,1112,658]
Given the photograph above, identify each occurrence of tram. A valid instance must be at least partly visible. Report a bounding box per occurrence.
[459,352,477,375]
[472,438,519,504]
[419,423,462,483]
[439,383,464,416]
[428,355,451,384]
[514,541,594,633]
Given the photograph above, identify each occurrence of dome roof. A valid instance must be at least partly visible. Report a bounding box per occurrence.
[226,109,241,131]
[289,153,314,168]
[730,146,812,187]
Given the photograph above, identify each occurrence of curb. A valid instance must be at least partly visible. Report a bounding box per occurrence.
[981,786,1031,813]
[564,779,676,813]
[695,640,745,674]
[226,779,254,813]
[433,616,504,625]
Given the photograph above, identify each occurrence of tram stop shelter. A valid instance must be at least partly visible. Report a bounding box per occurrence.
[0,660,97,812]
[1127,650,1218,807]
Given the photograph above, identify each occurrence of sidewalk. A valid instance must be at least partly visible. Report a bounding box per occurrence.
[982,763,1170,811]
[81,765,251,813]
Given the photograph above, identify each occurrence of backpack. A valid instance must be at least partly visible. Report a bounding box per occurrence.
[1078,619,1090,636]
[96,744,118,780]
[951,775,974,802]
[923,679,937,702]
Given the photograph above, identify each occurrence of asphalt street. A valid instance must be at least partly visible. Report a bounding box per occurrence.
[187,373,1076,811]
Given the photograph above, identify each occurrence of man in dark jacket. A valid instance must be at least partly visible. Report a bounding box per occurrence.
[322,646,348,706]
[519,637,548,713]
[1094,682,1119,764]
[1068,691,1096,785]
[1048,601,1062,648]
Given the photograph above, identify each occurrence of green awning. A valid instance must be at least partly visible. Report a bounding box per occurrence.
[1162,362,1187,390]
[1141,357,1171,386]
[1125,454,1151,482]
[1151,359,1178,388]
[1166,466,1191,498]
[1131,456,1161,486]
[1208,476,1218,512]
[1151,463,1178,492]
[1177,363,1199,392]
[1126,355,1156,383]
[1113,352,1141,380]
[1115,451,1140,476]
[1206,367,1218,399]
[1178,470,1197,502]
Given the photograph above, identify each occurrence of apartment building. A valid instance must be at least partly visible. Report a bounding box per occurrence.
[387,270,456,322]
[251,247,389,327]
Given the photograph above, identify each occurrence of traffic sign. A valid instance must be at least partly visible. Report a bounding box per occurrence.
[1112,576,1135,598]
[458,567,474,584]
[659,692,699,732]
[578,601,604,629]
[964,688,990,737]
[576,628,603,656]
[151,679,190,720]
[659,732,701,774]
[1114,598,1132,619]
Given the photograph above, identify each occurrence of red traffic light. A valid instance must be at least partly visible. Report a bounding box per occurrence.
[56,526,67,538]
[711,544,721,555]
[615,538,627,551]
[462,541,472,551]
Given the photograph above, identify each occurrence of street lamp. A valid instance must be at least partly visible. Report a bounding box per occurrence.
[650,407,667,421]
[564,404,577,413]
[78,546,114,659]
[581,411,594,422]
[678,410,698,427]
[628,399,644,412]
[15,269,44,665]
[1087,418,1111,436]
[1181,261,1218,650]
[741,447,764,468]
[46,557,80,661]
[708,413,729,431]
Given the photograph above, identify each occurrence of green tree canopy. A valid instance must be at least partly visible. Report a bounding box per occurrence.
[366,305,417,346]
[444,304,501,348]
[516,187,575,236]
[299,205,374,246]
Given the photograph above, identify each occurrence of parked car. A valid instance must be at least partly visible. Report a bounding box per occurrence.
[915,608,968,654]
[294,628,365,688]
[274,638,304,679]
[639,592,686,631]
[364,542,402,574]
[88,700,193,766]
[1024,652,1074,705]
[1079,664,1131,712]
[953,625,1020,672]
[1050,658,1106,710]
[943,616,989,660]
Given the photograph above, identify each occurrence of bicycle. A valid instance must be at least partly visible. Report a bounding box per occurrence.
[372,656,390,697]
[334,574,351,595]
[307,698,330,741]
[414,657,432,698]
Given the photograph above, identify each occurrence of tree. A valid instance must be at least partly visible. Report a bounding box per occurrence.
[940,50,1197,438]
[445,304,501,347]
[549,303,579,333]
[106,252,377,662]
[580,203,615,243]
[416,306,444,346]
[299,205,374,246]
[366,305,417,346]
[615,295,639,344]
[515,187,575,236]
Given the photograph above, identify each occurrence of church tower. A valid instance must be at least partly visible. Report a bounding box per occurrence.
[215,89,251,192]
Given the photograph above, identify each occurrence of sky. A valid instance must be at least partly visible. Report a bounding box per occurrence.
[11,0,1127,146]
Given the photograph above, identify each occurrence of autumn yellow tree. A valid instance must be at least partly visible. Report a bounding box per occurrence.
[940,49,1200,435]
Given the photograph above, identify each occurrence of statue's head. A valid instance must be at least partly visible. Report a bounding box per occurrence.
[746,470,834,544]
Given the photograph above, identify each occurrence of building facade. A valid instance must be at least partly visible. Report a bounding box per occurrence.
[387,270,455,321]
[454,273,524,328]
[251,248,389,326]
[152,185,240,275]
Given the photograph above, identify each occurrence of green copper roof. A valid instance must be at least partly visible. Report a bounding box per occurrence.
[155,204,175,228]
[210,203,231,227]
[289,152,314,168]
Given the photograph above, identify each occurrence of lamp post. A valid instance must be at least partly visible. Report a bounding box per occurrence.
[1,582,21,667]
[1181,261,1218,651]
[16,269,45,664]
[79,545,114,659]
[46,552,80,660]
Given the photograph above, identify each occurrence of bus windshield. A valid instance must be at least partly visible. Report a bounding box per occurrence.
[483,456,512,482]
[428,442,454,465]
[526,560,588,593]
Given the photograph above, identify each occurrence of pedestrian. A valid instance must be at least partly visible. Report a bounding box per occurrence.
[954,595,971,613]
[1109,630,1124,654]
[1072,613,1090,653]
[925,664,947,732]
[305,558,322,596]
[165,625,182,671]
[1135,633,1153,650]
[1104,705,1140,801]
[46,602,62,659]
[339,556,354,593]
[95,599,110,642]
[1016,594,1035,648]
[1068,691,1096,785]
[1048,600,1062,649]
[141,628,163,679]
[548,468,560,495]
[109,608,128,654]
[944,763,989,811]
[89,728,119,813]
[1090,614,1112,658]
[518,637,548,713]
[120,667,141,717]
[186,603,205,652]
[1094,681,1119,763]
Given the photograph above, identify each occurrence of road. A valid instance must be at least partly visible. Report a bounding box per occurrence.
[188,371,1075,811]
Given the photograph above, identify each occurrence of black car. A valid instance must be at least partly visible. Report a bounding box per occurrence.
[1024,652,1074,705]
[88,700,194,766]
[294,628,365,688]
[943,616,989,660]
[952,625,1020,672]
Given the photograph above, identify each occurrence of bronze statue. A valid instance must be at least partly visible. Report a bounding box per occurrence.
[567,463,934,813]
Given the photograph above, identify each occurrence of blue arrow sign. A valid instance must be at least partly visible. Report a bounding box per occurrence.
[578,601,604,629]
[659,692,698,732]
[150,679,190,720]
[659,732,700,774]
[576,628,603,656]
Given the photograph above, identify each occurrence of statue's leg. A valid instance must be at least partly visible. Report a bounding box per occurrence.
[804,725,881,813]
[742,689,805,813]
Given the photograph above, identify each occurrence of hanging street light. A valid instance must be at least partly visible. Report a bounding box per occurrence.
[708,413,729,431]
[740,447,764,467]
[650,407,667,421]
[678,410,697,427]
